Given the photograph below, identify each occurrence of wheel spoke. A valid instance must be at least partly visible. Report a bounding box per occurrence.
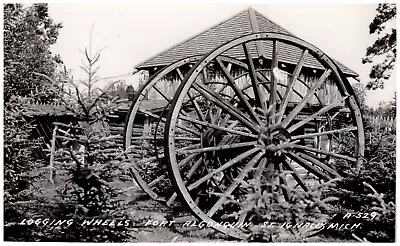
[277,49,308,123]
[187,148,261,191]
[167,157,206,206]
[140,110,201,136]
[188,90,207,122]
[269,40,279,122]
[153,85,172,102]
[292,126,357,140]
[130,136,200,141]
[219,113,233,128]
[278,163,291,201]
[176,67,207,122]
[178,115,258,139]
[254,157,267,194]
[192,82,259,132]
[177,141,258,155]
[281,158,309,192]
[296,152,340,178]
[257,73,284,101]
[286,152,331,180]
[186,157,204,179]
[149,153,198,189]
[148,175,166,188]
[216,57,262,125]
[243,42,266,110]
[291,144,357,162]
[202,66,208,83]
[207,152,263,217]
[216,58,261,125]
[281,69,332,128]
[287,96,348,133]
[132,143,200,165]
[319,111,341,130]
[219,56,248,68]
[177,153,200,168]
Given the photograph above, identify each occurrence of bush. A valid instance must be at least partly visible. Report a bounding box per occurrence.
[321,115,396,242]
[40,45,134,242]
[4,41,136,242]
[3,96,45,241]
[222,168,339,242]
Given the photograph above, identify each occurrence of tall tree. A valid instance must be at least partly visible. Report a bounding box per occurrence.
[4,4,63,240]
[362,4,396,90]
[3,3,63,102]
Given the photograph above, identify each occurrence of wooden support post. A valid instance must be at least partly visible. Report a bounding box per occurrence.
[49,125,58,186]
[316,121,321,159]
[143,116,150,136]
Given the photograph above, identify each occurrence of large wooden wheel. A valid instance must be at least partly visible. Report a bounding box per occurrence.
[123,55,255,204]
[164,32,365,239]
[123,56,201,202]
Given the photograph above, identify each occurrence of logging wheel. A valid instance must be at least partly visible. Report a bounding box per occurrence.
[164,32,365,239]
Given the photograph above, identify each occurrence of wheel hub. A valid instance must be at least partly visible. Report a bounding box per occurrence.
[258,125,291,154]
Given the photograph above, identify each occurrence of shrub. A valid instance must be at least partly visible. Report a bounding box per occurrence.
[3,96,45,241]
[13,41,136,241]
[44,45,133,242]
[221,168,339,242]
[320,115,396,242]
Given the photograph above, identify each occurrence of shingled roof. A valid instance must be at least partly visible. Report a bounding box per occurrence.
[135,7,358,77]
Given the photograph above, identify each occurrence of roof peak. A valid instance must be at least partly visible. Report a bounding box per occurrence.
[133,7,358,77]
[133,7,253,69]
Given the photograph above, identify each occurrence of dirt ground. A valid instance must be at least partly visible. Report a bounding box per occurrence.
[122,188,341,243]
[122,186,360,243]
[30,177,349,242]
[124,188,237,242]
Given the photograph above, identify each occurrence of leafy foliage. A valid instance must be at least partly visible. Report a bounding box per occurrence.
[3,3,63,102]
[3,98,41,200]
[107,81,136,101]
[351,82,367,110]
[362,4,396,90]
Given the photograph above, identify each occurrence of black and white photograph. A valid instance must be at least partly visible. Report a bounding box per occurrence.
[3,1,396,243]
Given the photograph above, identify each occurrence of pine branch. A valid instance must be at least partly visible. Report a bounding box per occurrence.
[63,148,85,168]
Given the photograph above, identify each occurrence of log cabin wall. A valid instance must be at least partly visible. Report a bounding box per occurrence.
[145,63,343,107]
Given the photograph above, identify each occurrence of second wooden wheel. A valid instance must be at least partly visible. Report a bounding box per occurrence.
[123,55,259,205]
[123,56,201,202]
[164,32,365,239]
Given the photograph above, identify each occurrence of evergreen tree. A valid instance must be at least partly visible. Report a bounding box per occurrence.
[362,4,396,90]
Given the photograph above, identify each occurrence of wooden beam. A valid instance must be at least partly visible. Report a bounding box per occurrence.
[49,125,58,186]
[248,7,266,60]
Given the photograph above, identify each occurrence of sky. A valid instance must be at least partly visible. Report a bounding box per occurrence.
[47,2,397,108]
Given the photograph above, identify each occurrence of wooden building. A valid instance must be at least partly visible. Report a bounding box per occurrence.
[134,7,359,106]
[25,7,360,154]
[21,100,166,156]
